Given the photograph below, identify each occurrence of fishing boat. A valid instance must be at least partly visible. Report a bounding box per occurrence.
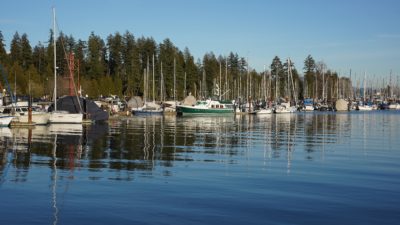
[176,99,234,115]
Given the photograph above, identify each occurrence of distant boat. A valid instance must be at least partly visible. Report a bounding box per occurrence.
[256,108,273,114]
[357,104,373,111]
[303,98,315,111]
[132,64,163,116]
[0,115,14,127]
[274,102,296,113]
[132,102,163,116]
[388,103,400,110]
[177,99,234,115]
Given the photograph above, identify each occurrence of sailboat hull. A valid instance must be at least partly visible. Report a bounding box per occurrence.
[16,113,50,125]
[0,116,14,127]
[48,112,83,124]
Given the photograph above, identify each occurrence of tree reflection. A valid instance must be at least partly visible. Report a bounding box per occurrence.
[0,112,357,183]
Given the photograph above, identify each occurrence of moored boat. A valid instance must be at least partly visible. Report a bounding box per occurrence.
[274,102,297,113]
[256,108,273,114]
[176,99,234,115]
[132,102,164,115]
[0,115,14,127]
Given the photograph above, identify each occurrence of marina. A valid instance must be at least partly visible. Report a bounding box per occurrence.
[1,111,400,225]
[1,1,400,225]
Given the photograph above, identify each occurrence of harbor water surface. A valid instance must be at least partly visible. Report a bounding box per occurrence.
[1,111,399,225]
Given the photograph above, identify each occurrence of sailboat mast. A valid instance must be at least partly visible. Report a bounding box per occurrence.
[363,71,366,101]
[53,7,57,111]
[219,60,222,101]
[152,54,155,102]
[173,58,176,103]
[160,61,164,102]
[225,58,228,100]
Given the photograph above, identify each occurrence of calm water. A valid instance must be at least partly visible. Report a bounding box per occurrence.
[1,111,400,225]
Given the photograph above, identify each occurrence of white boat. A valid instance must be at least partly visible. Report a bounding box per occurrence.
[132,101,163,115]
[16,112,50,125]
[48,8,83,124]
[303,98,315,111]
[48,111,83,124]
[1,106,49,125]
[388,103,400,110]
[163,101,178,113]
[274,103,297,113]
[0,115,14,127]
[358,105,373,111]
[256,108,273,114]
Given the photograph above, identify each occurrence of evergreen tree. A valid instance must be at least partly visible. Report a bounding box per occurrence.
[32,42,46,75]
[0,31,8,65]
[74,39,87,82]
[159,38,177,99]
[20,33,32,69]
[107,32,124,77]
[87,32,106,79]
[270,56,284,99]
[122,31,140,96]
[10,32,22,65]
[183,47,198,97]
[303,55,315,74]
[202,52,219,97]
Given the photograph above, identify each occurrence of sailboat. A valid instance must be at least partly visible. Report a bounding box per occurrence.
[132,60,163,116]
[357,72,373,111]
[0,115,14,127]
[48,8,83,124]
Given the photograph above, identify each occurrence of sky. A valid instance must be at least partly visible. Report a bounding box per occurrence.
[1,0,400,81]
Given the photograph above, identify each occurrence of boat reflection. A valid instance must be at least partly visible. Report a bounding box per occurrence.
[0,112,357,182]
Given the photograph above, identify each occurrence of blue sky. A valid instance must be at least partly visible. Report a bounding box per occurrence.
[1,0,400,80]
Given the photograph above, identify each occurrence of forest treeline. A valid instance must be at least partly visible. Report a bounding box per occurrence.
[0,30,352,102]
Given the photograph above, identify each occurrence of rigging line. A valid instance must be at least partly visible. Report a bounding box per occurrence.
[54,17,83,113]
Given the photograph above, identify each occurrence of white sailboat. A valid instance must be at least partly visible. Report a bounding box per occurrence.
[357,72,373,111]
[48,8,83,124]
[0,115,14,127]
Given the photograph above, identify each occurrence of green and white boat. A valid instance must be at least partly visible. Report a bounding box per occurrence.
[177,99,234,115]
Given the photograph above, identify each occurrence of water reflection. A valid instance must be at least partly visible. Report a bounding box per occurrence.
[2,112,399,182]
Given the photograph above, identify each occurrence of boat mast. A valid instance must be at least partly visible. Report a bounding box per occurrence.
[152,54,155,102]
[219,60,222,101]
[173,58,176,103]
[53,7,57,112]
[225,57,228,100]
[160,61,164,102]
[184,72,186,97]
[363,71,366,102]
